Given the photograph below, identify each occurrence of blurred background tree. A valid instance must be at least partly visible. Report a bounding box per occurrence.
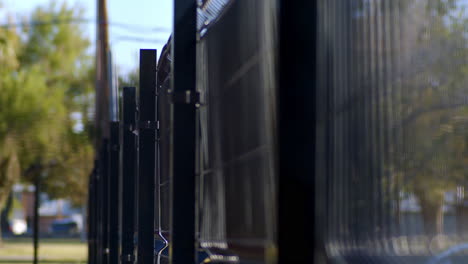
[393,0,468,236]
[0,1,94,243]
[118,67,139,88]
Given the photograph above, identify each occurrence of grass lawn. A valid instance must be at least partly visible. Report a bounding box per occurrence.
[0,237,87,264]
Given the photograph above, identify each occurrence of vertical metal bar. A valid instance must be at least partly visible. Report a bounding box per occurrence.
[96,159,102,264]
[87,172,93,264]
[88,167,96,264]
[278,0,318,263]
[100,139,110,264]
[171,0,197,263]
[93,162,99,264]
[121,87,137,264]
[33,173,40,264]
[109,121,120,264]
[137,49,157,264]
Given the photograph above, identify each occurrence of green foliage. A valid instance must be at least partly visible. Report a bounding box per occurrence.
[0,1,94,213]
[397,1,467,184]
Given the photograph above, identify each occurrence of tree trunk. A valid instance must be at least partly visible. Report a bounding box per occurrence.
[455,203,468,239]
[420,199,444,236]
[0,149,21,245]
[0,190,12,247]
[415,191,445,237]
[0,191,13,247]
[0,187,15,247]
[0,219,3,247]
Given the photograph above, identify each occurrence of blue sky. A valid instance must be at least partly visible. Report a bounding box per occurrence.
[1,0,173,74]
[2,0,466,75]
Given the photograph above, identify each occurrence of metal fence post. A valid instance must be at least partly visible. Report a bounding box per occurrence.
[278,1,317,263]
[96,159,102,264]
[88,163,98,264]
[137,49,157,264]
[109,121,120,263]
[87,170,94,264]
[171,0,197,263]
[121,87,137,264]
[100,139,110,264]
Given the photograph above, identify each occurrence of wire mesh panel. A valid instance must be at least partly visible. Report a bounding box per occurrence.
[196,0,279,262]
[316,0,468,263]
[197,0,232,31]
[156,41,172,264]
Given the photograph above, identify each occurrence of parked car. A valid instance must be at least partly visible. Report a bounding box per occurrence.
[49,218,78,236]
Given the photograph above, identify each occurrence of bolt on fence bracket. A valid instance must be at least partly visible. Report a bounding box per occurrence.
[170,90,201,106]
[120,254,135,263]
[111,142,119,152]
[139,120,158,130]
[124,123,135,132]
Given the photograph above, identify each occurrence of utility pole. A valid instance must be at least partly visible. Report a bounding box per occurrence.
[95,0,110,149]
[93,1,109,264]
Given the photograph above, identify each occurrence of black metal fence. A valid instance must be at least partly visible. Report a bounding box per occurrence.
[87,0,468,263]
[87,0,317,263]
[88,49,163,264]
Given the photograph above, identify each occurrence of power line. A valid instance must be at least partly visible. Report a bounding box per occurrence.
[0,18,170,33]
[106,21,169,33]
[111,35,167,44]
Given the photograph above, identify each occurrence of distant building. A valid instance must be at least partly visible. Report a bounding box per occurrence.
[12,184,83,235]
